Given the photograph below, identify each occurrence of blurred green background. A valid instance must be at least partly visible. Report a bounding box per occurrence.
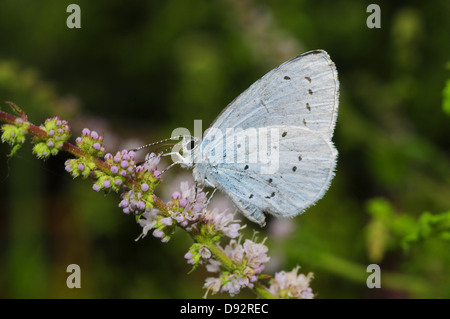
[1,0,450,298]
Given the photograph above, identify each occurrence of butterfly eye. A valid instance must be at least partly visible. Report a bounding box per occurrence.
[187,138,196,151]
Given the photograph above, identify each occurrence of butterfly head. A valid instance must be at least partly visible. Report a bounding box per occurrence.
[178,135,201,168]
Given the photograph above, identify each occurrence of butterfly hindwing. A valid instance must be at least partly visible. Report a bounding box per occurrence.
[196,126,337,225]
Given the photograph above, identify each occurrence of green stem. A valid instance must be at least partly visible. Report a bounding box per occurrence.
[191,233,235,270]
[1,109,141,190]
[253,282,278,299]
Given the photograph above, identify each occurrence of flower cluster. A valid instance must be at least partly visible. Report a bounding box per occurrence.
[184,243,211,267]
[119,188,152,215]
[32,117,71,159]
[203,239,270,297]
[76,128,105,156]
[94,149,137,193]
[136,181,243,245]
[65,128,106,180]
[134,181,272,298]
[65,127,162,205]
[1,118,30,156]
[169,181,208,224]
[269,266,314,299]
[202,208,242,239]
[118,153,162,215]
[135,181,209,243]
[169,182,242,239]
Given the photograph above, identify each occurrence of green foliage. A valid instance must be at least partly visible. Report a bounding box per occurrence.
[366,198,450,258]
[1,121,29,156]
[402,211,450,249]
[443,79,450,115]
[366,198,414,262]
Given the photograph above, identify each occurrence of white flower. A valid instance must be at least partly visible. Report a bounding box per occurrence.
[203,277,222,297]
[269,266,314,299]
[135,209,159,241]
[161,217,173,226]
[199,246,212,259]
[224,240,244,264]
[223,223,241,238]
[203,208,243,238]
[206,259,221,273]
[178,182,207,216]
[143,153,160,171]
[221,274,249,297]
[243,239,270,272]
[202,239,271,298]
[180,181,196,202]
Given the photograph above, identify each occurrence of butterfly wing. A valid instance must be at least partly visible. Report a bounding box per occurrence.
[194,50,339,226]
[195,126,337,226]
[205,50,339,140]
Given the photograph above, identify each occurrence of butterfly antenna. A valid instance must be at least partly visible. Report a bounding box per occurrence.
[154,143,178,156]
[137,134,195,174]
[130,136,183,153]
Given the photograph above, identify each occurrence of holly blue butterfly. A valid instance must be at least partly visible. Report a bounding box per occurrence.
[176,50,339,226]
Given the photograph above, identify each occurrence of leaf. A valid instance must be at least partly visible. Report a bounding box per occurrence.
[8,144,22,157]
[402,211,450,250]
[5,101,27,121]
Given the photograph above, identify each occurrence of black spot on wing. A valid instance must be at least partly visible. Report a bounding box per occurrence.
[265,192,276,199]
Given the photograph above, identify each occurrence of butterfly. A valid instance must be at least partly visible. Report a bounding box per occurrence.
[177,50,339,226]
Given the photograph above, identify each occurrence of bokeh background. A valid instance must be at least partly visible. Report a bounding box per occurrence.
[0,0,449,298]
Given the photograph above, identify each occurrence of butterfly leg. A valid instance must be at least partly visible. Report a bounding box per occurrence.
[206,188,217,206]
[160,161,183,174]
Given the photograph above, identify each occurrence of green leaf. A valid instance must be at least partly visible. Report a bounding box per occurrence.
[8,144,22,157]
[402,211,450,250]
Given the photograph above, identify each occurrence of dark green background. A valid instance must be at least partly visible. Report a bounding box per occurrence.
[0,0,449,298]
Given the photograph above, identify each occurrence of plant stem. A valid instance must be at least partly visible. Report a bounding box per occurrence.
[1,110,141,189]
[253,282,278,299]
[191,232,235,270]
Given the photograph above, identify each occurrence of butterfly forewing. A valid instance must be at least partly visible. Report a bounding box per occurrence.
[205,50,339,140]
